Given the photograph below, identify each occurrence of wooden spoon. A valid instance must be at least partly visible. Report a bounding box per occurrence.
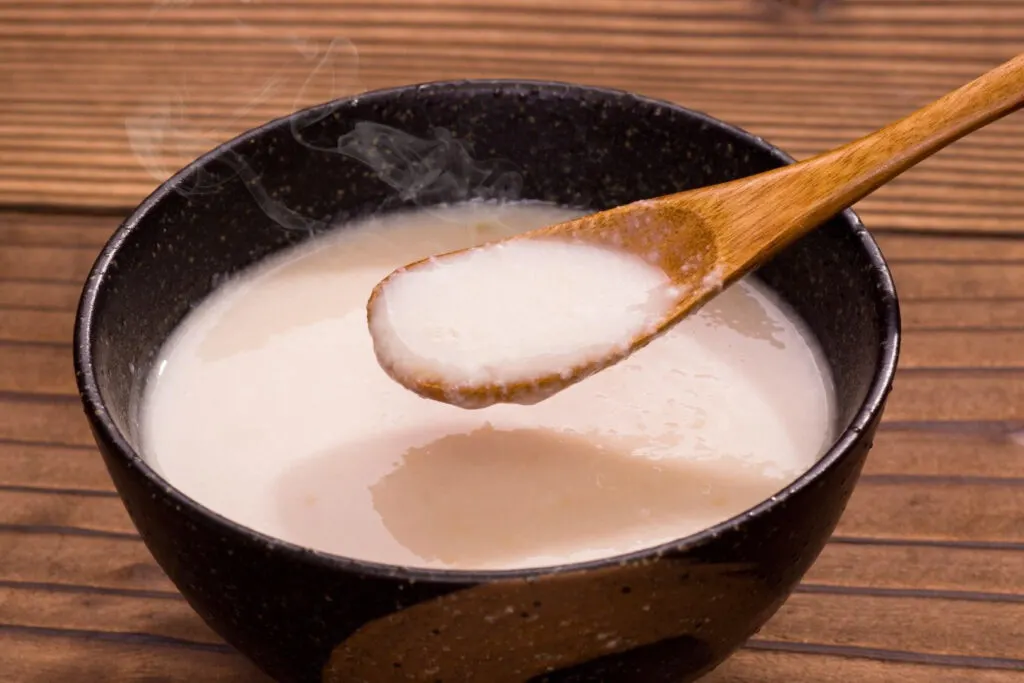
[368,53,1024,409]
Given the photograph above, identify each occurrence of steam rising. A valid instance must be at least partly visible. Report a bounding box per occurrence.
[126,3,360,230]
[334,123,523,206]
[127,1,522,233]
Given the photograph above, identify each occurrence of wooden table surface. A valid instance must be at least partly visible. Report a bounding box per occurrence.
[3,0,1024,681]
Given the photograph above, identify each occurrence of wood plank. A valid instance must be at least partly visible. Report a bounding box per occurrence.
[0,442,112,493]
[900,300,1024,332]
[0,214,118,249]
[0,43,1009,100]
[0,398,94,448]
[837,482,1024,545]
[866,428,1024,480]
[0,585,222,645]
[0,22,1017,79]
[0,281,82,311]
[806,543,1024,598]
[0,630,267,683]
[0,178,153,207]
[15,1,1024,42]
[876,233,1024,260]
[0,19,1018,69]
[0,490,135,537]
[0,245,97,283]
[885,372,1024,423]
[0,1,755,23]
[0,345,76,396]
[892,262,1024,301]
[0,531,173,593]
[709,650,1024,683]
[901,330,1024,369]
[0,190,141,212]
[759,593,1024,662]
[0,309,71,345]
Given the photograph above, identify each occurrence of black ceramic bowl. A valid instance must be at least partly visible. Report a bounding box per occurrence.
[74,80,899,683]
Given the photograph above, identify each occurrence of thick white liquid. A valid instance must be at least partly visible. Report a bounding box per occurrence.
[370,238,677,403]
[141,201,835,571]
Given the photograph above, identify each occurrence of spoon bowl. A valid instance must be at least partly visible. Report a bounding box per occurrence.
[367,199,722,407]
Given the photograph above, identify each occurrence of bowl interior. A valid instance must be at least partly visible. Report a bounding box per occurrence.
[80,79,894,509]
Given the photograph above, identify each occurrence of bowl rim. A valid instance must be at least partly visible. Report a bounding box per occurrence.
[74,78,901,584]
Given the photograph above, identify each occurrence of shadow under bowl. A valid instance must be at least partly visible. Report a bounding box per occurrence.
[74,80,900,683]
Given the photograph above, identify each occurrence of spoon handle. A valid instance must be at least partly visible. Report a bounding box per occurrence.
[699,52,1024,272]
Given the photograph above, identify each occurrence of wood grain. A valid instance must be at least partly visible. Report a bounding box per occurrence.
[2,631,266,683]
[708,651,1024,683]
[4,0,1024,680]
[0,280,85,312]
[2,0,1024,236]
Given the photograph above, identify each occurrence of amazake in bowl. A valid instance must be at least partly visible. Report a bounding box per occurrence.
[74,80,900,683]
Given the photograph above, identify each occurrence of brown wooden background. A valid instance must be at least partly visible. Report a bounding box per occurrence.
[2,0,1024,681]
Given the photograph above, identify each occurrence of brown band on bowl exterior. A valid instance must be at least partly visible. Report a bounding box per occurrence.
[323,558,772,683]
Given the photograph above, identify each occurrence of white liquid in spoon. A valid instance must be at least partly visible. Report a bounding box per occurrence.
[140,201,835,571]
[369,239,679,405]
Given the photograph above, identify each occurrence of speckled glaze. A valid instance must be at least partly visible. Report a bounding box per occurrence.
[74,81,900,683]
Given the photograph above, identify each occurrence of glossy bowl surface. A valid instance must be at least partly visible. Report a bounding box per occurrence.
[74,80,900,683]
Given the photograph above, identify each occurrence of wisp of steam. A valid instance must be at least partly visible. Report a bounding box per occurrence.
[332,123,523,207]
[127,1,522,234]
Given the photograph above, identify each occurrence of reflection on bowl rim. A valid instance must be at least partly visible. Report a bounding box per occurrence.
[74,78,901,584]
